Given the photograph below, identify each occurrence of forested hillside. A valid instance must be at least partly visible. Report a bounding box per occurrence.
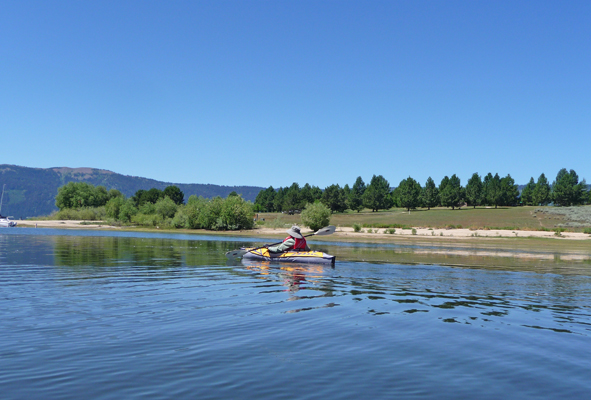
[0,165,263,218]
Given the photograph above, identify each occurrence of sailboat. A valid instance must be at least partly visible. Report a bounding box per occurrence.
[0,184,17,227]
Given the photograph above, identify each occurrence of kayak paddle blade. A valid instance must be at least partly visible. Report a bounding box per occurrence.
[226,249,247,260]
[314,225,336,236]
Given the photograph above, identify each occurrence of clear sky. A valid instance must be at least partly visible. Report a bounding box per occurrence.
[2,1,590,189]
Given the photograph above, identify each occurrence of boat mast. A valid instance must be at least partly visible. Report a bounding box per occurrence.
[0,184,4,215]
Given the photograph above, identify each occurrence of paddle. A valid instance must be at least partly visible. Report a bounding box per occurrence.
[225,225,336,260]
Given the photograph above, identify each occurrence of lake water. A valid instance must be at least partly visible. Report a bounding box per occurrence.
[1,229,591,399]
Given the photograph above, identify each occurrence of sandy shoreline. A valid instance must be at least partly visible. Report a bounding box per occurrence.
[14,220,591,241]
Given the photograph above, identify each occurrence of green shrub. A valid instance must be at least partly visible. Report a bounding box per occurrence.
[385,228,396,234]
[171,208,189,228]
[139,202,156,215]
[119,199,138,223]
[300,202,331,231]
[155,196,178,219]
[217,195,255,230]
[132,213,162,227]
[51,206,106,221]
[105,197,125,220]
[194,196,254,231]
[411,228,417,235]
[583,227,591,235]
[353,223,362,232]
[554,227,565,237]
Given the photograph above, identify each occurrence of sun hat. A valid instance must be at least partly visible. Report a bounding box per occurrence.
[286,225,303,239]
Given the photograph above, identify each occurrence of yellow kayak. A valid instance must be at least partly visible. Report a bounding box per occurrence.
[241,247,336,264]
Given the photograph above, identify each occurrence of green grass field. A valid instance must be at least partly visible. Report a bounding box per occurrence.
[257,205,591,232]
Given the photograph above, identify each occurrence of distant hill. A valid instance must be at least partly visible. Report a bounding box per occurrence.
[0,164,264,218]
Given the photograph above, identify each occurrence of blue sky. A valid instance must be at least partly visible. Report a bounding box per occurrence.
[2,1,590,189]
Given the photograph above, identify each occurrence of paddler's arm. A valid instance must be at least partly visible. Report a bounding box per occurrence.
[268,238,295,253]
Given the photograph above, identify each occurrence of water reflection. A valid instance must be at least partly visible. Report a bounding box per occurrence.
[52,235,240,268]
[242,260,339,312]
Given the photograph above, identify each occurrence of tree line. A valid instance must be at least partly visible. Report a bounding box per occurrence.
[54,182,254,230]
[254,168,590,213]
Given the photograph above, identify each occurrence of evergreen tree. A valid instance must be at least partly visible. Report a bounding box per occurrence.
[482,173,493,206]
[552,168,586,206]
[484,173,502,208]
[300,183,316,206]
[343,184,351,204]
[254,187,268,212]
[439,174,463,209]
[465,173,483,208]
[420,177,439,210]
[500,174,519,206]
[273,187,285,212]
[438,176,450,206]
[532,173,551,206]
[283,183,302,213]
[362,175,393,212]
[163,185,185,205]
[310,185,323,201]
[322,184,347,213]
[520,178,536,206]
[398,177,422,211]
[264,186,277,211]
[347,176,366,212]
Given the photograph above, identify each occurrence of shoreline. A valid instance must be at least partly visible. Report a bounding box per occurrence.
[14,219,591,242]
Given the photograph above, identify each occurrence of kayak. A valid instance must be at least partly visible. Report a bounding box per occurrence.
[241,247,336,264]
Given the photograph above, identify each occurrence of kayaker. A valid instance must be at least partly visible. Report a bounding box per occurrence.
[268,225,310,253]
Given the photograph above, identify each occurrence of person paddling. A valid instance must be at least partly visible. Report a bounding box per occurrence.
[268,226,310,253]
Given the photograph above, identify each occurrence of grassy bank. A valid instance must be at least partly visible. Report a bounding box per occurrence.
[257,206,591,232]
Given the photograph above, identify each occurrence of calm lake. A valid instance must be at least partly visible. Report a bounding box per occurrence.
[1,229,591,399]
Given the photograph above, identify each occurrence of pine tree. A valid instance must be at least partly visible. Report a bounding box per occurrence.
[439,174,463,210]
[552,168,586,206]
[465,173,482,208]
[500,174,519,206]
[362,175,392,212]
[398,177,422,211]
[520,178,536,206]
[485,173,502,208]
[420,177,439,210]
[533,173,551,206]
[347,176,366,212]
[322,184,347,213]
[438,176,450,206]
[283,183,301,213]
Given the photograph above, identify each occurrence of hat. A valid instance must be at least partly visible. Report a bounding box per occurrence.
[286,225,303,239]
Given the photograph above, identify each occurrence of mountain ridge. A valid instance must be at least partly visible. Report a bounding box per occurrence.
[0,164,264,218]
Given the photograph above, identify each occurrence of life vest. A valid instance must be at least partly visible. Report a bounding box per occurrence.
[283,236,307,250]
